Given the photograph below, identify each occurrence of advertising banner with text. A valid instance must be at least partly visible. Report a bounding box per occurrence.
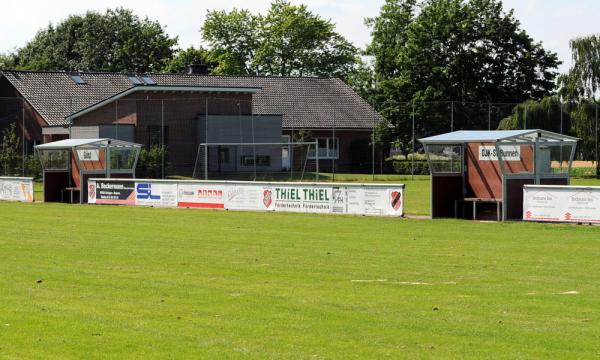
[88,179,405,217]
[523,185,600,223]
[0,177,34,202]
[88,180,135,205]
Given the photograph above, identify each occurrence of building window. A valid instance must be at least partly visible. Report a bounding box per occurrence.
[147,126,168,147]
[241,155,271,166]
[308,137,339,159]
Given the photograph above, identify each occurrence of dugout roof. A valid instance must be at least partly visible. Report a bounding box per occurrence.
[35,138,142,150]
[419,129,578,145]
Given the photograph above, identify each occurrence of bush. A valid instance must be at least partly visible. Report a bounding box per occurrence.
[136,145,168,179]
[390,160,430,175]
[24,153,42,180]
[0,124,21,176]
[570,167,598,178]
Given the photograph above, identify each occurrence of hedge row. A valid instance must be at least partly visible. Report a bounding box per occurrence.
[390,160,430,175]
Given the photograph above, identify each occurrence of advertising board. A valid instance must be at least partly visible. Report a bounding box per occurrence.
[88,180,135,205]
[0,177,34,202]
[523,185,600,223]
[135,182,177,207]
[178,184,226,208]
[88,179,405,217]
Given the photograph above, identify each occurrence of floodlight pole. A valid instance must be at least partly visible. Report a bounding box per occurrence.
[161,100,165,179]
[204,143,208,181]
[205,98,208,180]
[332,108,336,183]
[488,103,491,130]
[315,140,319,181]
[560,100,563,134]
[411,101,415,180]
[115,100,119,140]
[372,106,375,181]
[450,101,454,132]
[290,124,294,181]
[21,98,25,176]
[596,101,599,179]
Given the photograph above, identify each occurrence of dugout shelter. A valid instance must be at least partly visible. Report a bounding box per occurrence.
[419,130,578,221]
[35,138,141,203]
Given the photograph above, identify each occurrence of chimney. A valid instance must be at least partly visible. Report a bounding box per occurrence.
[185,64,209,75]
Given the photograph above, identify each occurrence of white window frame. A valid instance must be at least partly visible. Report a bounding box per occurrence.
[308,137,339,159]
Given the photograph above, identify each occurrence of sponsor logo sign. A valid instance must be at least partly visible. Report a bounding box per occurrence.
[77,149,99,161]
[479,145,521,161]
[178,184,225,208]
[91,180,135,205]
[135,182,177,207]
[523,186,600,223]
[266,186,332,213]
[0,177,34,202]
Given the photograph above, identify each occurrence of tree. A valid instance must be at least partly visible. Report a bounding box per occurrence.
[0,123,21,176]
[202,8,262,75]
[0,52,17,68]
[201,0,358,77]
[558,35,600,176]
[164,46,216,73]
[558,35,600,100]
[363,0,560,148]
[13,8,177,72]
[497,97,567,133]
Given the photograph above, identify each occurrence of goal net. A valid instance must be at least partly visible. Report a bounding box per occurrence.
[192,141,320,181]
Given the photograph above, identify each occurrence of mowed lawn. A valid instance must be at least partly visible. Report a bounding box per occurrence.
[1,203,600,358]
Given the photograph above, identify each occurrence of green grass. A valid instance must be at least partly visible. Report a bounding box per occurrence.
[1,203,600,358]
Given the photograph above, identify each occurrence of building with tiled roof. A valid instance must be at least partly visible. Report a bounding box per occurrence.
[0,69,382,174]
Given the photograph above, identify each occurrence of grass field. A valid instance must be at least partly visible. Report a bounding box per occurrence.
[1,202,600,358]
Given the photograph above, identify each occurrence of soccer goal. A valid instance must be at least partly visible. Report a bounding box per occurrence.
[192,141,320,181]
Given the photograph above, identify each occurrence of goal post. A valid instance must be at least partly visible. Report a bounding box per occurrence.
[193,141,319,181]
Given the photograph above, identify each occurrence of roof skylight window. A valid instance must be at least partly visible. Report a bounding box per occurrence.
[128,75,143,85]
[69,73,86,84]
[141,75,156,85]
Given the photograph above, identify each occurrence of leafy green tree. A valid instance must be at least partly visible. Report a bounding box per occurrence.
[0,123,21,176]
[164,46,216,73]
[202,0,358,77]
[136,145,168,179]
[14,8,177,72]
[202,8,262,75]
[558,35,600,174]
[497,97,567,132]
[0,52,17,68]
[559,35,600,100]
[363,0,560,148]
[569,100,597,161]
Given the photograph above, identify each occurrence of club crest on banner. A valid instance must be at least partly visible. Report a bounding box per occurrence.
[263,189,272,208]
[391,191,402,210]
[88,184,96,200]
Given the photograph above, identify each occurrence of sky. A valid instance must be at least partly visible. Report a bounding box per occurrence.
[1,0,598,74]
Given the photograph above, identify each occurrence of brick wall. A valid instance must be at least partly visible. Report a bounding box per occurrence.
[71,91,253,174]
